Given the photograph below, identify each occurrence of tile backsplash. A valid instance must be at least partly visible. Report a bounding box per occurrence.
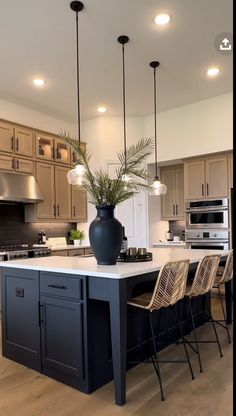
[0,203,76,246]
[169,220,185,241]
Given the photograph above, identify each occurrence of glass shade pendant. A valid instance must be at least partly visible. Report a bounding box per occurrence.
[117,35,131,185]
[149,61,167,196]
[68,1,84,186]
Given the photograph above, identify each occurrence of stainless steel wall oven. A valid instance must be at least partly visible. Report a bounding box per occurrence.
[185,198,228,229]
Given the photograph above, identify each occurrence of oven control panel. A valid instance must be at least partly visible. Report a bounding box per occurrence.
[185,230,229,241]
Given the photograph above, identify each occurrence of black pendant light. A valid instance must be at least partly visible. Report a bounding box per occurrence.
[117,35,130,182]
[149,61,167,195]
[67,1,85,185]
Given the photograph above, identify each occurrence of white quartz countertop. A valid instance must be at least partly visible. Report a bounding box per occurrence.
[0,248,228,279]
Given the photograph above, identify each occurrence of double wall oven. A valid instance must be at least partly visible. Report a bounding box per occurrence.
[185,198,229,250]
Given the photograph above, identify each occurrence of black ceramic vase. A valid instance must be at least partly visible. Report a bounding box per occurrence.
[89,205,122,265]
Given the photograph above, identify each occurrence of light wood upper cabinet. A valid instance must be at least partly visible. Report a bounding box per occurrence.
[54,138,71,164]
[205,157,228,198]
[71,187,87,222]
[184,155,229,200]
[55,166,71,220]
[0,122,33,157]
[35,162,55,219]
[0,121,14,153]
[70,140,86,166]
[0,154,33,174]
[160,165,184,220]
[35,132,54,161]
[15,127,33,157]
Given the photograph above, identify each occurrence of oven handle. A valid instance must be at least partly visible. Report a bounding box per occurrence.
[186,240,229,244]
[185,207,228,213]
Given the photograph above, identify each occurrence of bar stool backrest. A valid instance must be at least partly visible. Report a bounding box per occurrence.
[216,250,233,284]
[187,254,221,297]
[147,259,190,310]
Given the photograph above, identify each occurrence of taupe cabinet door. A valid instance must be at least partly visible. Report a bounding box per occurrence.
[36,162,55,219]
[205,157,228,198]
[55,166,71,220]
[15,127,33,157]
[0,121,33,157]
[71,187,87,222]
[54,139,71,164]
[0,155,33,174]
[0,154,14,171]
[35,132,54,161]
[161,165,184,220]
[0,121,14,153]
[184,156,229,200]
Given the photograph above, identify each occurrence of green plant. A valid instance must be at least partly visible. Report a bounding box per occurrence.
[70,229,85,241]
[59,130,154,206]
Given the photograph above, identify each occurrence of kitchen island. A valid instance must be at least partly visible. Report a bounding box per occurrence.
[0,248,230,406]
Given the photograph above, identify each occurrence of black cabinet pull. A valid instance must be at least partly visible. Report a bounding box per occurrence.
[73,205,76,217]
[11,158,15,169]
[53,204,56,217]
[57,205,59,216]
[16,137,19,151]
[16,159,19,170]
[11,136,14,150]
[202,184,204,196]
[48,284,67,289]
[38,302,44,327]
[176,204,178,215]
[207,183,209,195]
[173,205,175,215]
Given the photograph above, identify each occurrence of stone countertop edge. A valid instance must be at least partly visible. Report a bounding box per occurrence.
[50,245,91,251]
[0,248,229,280]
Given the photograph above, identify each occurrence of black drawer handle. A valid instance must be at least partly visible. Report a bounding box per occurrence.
[48,284,67,289]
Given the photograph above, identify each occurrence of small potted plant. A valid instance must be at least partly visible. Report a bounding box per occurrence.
[69,229,85,246]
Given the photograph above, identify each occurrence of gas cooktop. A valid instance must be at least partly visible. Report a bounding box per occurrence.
[0,244,51,260]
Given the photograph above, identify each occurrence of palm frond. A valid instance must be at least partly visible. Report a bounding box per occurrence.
[59,130,154,206]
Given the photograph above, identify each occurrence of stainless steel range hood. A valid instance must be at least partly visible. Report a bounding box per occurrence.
[0,172,43,203]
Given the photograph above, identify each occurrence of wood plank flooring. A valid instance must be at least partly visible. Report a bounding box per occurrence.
[0,298,233,416]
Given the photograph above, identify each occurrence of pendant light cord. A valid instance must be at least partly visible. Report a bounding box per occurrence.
[122,43,127,168]
[75,11,81,144]
[153,66,158,177]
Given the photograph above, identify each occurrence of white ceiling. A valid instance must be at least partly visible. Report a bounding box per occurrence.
[0,0,233,123]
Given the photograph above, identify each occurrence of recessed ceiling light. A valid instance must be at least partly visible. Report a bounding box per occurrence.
[154,13,171,26]
[97,106,107,113]
[207,67,220,77]
[33,78,45,87]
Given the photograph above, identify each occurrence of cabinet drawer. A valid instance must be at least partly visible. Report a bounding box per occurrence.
[40,273,83,300]
[84,248,93,255]
[68,248,84,257]
[51,250,68,256]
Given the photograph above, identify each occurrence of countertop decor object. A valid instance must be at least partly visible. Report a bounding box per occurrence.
[149,61,167,196]
[59,134,154,265]
[69,229,85,246]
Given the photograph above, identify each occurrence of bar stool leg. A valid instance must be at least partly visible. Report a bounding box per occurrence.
[173,304,195,380]
[148,312,165,401]
[217,285,231,343]
[188,297,203,372]
[205,295,223,358]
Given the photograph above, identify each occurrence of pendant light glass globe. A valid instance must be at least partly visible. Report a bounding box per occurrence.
[150,176,167,195]
[67,165,84,186]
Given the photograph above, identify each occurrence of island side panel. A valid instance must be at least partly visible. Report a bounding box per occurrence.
[1,267,41,372]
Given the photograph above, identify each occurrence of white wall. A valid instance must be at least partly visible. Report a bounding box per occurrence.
[0,98,76,135]
[144,92,233,163]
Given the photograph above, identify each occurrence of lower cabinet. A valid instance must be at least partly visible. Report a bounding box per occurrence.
[1,268,41,371]
[40,296,84,379]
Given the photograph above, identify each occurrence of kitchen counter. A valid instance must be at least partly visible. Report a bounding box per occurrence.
[0,247,228,279]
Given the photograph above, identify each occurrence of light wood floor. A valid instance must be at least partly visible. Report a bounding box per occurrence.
[0,298,233,416]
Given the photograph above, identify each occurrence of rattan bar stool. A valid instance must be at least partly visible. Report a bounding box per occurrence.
[127,259,194,401]
[185,254,222,373]
[212,250,233,343]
